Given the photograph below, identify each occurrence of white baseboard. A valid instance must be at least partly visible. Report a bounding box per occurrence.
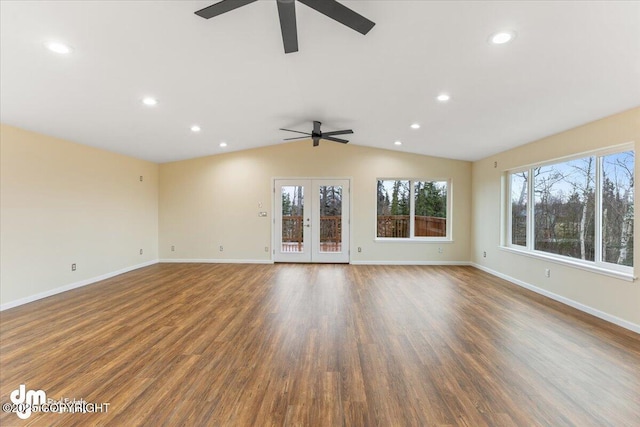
[0,259,159,311]
[160,258,274,264]
[471,263,640,334]
[350,260,471,266]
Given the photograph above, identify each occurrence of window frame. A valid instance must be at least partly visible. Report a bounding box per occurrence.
[508,168,529,249]
[375,178,452,242]
[503,143,635,280]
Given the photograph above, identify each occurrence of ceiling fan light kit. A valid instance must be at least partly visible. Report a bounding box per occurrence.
[195,0,375,54]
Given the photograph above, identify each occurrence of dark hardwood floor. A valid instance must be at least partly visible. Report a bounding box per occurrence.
[1,264,639,426]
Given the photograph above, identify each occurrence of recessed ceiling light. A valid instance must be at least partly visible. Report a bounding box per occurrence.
[490,31,516,45]
[394,141,402,146]
[46,41,72,54]
[190,125,201,132]
[142,97,158,106]
[219,142,228,148]
[436,94,450,102]
[410,123,420,129]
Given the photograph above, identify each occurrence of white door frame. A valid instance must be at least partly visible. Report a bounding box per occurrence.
[273,177,351,263]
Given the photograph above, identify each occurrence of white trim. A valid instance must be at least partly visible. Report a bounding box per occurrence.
[499,246,635,282]
[350,260,470,266]
[594,156,603,266]
[160,258,274,264]
[471,263,640,334]
[0,260,159,311]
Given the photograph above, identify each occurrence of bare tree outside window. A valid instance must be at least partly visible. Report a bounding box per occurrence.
[511,172,528,246]
[508,148,634,270]
[533,157,595,261]
[602,151,634,266]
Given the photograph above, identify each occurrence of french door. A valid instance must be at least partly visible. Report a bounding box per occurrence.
[274,179,350,263]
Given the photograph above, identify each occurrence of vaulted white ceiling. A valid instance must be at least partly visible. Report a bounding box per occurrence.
[1,1,639,163]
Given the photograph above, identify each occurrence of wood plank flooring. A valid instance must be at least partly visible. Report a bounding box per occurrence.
[1,264,639,426]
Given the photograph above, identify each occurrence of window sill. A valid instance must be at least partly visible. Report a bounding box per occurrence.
[499,246,636,282]
[375,238,453,243]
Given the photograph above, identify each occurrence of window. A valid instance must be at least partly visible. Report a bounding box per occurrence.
[377,180,410,237]
[510,171,528,246]
[377,179,450,239]
[533,157,596,261]
[602,151,635,266]
[414,181,447,237]
[506,146,634,274]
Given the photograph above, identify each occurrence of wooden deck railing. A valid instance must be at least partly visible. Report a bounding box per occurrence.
[281,216,304,243]
[377,215,410,238]
[320,216,341,244]
[377,215,446,237]
[282,215,445,245]
[281,216,342,250]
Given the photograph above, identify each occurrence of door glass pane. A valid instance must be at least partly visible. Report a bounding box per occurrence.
[602,151,634,266]
[281,186,304,253]
[414,181,447,237]
[319,186,342,252]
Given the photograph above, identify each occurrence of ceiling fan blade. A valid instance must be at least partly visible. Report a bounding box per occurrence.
[313,121,322,134]
[283,136,310,140]
[322,136,349,144]
[321,129,353,137]
[313,137,320,147]
[280,128,311,135]
[195,0,258,19]
[298,0,375,35]
[277,0,298,53]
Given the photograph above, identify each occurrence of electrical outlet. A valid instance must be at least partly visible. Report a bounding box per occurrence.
[71,263,76,271]
[438,247,443,254]
[139,175,143,182]
[140,248,143,255]
[219,245,224,252]
[171,245,175,252]
[264,246,269,252]
[357,247,362,253]
[483,251,487,258]
[545,268,551,278]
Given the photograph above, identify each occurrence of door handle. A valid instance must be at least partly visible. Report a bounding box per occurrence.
[304,224,311,227]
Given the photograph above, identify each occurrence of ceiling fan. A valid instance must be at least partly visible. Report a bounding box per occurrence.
[281,121,353,147]
[195,0,375,54]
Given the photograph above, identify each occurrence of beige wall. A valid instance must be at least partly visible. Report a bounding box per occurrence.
[159,142,472,263]
[0,125,159,306]
[4,109,637,330]
[471,107,640,327]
